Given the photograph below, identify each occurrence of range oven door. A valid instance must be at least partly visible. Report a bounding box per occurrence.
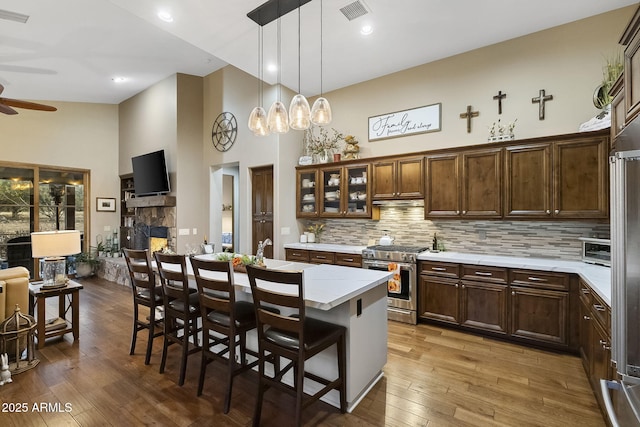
[363,259,417,324]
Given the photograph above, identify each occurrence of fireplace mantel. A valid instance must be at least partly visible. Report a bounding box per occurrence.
[126,195,176,208]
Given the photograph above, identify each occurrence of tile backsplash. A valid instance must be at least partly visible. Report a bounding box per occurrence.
[304,206,609,261]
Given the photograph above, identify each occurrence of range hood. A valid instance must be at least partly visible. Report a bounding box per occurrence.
[372,199,425,207]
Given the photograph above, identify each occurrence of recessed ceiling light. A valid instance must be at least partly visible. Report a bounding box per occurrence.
[360,25,373,35]
[157,10,174,23]
[112,77,126,83]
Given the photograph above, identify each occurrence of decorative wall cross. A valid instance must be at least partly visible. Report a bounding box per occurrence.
[459,105,479,133]
[492,91,507,115]
[532,89,553,120]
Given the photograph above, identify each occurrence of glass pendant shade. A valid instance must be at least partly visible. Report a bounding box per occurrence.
[311,97,332,125]
[289,94,311,130]
[248,106,269,136]
[268,101,290,134]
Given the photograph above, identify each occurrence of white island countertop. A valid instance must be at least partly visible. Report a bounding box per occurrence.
[192,255,392,310]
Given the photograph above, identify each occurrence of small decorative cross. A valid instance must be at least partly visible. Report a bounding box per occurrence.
[493,90,507,115]
[460,105,479,133]
[532,89,553,120]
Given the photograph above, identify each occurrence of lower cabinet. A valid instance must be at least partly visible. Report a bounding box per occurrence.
[285,248,362,267]
[578,279,612,413]
[418,261,572,349]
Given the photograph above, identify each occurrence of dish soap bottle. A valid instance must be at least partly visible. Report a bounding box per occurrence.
[432,233,438,252]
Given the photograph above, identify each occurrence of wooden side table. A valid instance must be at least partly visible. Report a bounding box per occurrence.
[28,280,84,349]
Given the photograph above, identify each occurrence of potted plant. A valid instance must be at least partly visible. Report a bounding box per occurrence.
[75,251,100,278]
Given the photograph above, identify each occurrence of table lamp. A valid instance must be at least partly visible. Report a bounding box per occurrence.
[31,230,81,289]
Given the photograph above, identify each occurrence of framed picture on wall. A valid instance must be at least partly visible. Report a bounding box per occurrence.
[368,103,442,141]
[96,197,116,212]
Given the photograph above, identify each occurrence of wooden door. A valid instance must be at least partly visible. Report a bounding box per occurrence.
[396,157,424,198]
[418,275,459,324]
[504,144,551,218]
[461,149,502,218]
[510,286,568,346]
[553,137,608,219]
[460,280,508,334]
[251,166,273,259]
[425,153,460,217]
[371,160,396,199]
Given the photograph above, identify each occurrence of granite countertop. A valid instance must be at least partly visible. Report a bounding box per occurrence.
[283,243,611,305]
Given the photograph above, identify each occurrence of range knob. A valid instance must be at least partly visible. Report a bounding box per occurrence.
[401,253,408,261]
[385,252,391,259]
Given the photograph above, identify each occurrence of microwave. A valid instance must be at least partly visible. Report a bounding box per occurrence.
[578,237,611,266]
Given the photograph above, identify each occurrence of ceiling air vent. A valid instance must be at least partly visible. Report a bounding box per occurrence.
[340,1,369,21]
[0,9,29,23]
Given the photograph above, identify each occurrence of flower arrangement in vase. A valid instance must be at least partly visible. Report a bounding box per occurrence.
[304,126,344,164]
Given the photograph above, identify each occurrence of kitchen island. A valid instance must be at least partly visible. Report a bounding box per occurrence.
[190,256,392,412]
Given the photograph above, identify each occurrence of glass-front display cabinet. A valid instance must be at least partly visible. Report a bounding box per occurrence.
[319,164,371,218]
[296,169,319,218]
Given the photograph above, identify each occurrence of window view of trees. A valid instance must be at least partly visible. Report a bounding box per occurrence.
[0,164,88,277]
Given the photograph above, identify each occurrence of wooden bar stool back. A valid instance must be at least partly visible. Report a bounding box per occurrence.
[246,265,347,426]
[154,252,201,386]
[190,257,260,413]
[122,248,163,365]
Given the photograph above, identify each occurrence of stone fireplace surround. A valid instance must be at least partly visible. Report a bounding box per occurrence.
[131,206,176,252]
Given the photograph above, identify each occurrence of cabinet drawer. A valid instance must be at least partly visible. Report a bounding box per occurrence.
[461,265,507,283]
[335,253,362,267]
[510,269,569,291]
[579,279,592,306]
[420,261,459,278]
[285,248,310,262]
[591,290,611,332]
[309,251,335,264]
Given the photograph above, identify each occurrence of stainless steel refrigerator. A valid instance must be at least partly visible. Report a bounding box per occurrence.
[605,117,640,426]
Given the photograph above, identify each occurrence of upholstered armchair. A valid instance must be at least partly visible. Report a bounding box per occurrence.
[0,267,30,320]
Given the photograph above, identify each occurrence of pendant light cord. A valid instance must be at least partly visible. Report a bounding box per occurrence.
[297,2,301,94]
[277,14,281,100]
[319,0,324,97]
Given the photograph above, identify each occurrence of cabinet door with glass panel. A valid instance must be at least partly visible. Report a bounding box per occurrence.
[319,164,371,218]
[296,169,319,218]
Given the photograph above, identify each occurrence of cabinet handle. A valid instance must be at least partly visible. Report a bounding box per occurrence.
[546,210,550,214]
[455,210,460,214]
[583,315,591,320]
[343,258,354,262]
[461,284,465,289]
[431,267,447,271]
[594,304,606,312]
[554,209,559,214]
[512,291,516,296]
[527,277,547,282]
[455,283,459,288]
[462,210,467,214]
[475,271,492,276]
[581,288,590,295]
[316,255,327,259]
[600,340,611,350]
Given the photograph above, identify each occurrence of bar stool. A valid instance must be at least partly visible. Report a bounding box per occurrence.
[123,248,163,365]
[190,257,260,413]
[154,252,201,386]
[246,265,347,426]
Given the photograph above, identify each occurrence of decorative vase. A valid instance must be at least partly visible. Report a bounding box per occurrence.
[317,150,330,164]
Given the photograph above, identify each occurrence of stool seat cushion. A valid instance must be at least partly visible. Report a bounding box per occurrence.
[168,292,200,313]
[207,300,255,328]
[265,316,345,352]
[136,286,162,303]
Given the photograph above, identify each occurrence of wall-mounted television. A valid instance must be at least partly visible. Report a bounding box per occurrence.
[131,150,171,196]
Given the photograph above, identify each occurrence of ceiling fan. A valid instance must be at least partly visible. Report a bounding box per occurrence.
[0,83,57,115]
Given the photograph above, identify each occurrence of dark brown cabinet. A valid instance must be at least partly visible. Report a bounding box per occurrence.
[296,169,319,218]
[284,248,362,267]
[504,135,608,219]
[426,149,502,219]
[418,261,461,323]
[372,156,424,200]
[622,7,640,124]
[120,174,135,250]
[460,265,508,334]
[318,164,371,218]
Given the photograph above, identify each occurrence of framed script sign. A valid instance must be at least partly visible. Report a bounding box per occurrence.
[368,103,441,141]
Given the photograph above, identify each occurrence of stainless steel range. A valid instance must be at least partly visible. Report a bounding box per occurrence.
[362,245,428,324]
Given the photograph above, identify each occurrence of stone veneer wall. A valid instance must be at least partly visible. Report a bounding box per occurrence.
[306,206,610,261]
[135,206,177,251]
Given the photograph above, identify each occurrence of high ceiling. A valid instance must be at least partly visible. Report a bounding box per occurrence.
[0,0,636,105]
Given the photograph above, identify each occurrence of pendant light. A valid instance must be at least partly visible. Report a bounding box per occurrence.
[311,0,332,125]
[248,25,270,136]
[289,3,311,130]
[267,15,290,134]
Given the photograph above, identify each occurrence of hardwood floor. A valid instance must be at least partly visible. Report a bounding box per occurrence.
[0,276,605,426]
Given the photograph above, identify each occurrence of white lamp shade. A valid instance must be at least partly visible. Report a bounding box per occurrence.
[248,106,270,136]
[31,230,81,258]
[289,94,311,130]
[311,97,332,125]
[267,101,290,134]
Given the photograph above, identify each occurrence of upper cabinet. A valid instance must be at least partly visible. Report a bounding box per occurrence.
[504,134,608,219]
[622,6,640,124]
[371,156,424,200]
[318,163,372,218]
[425,148,502,219]
[296,169,319,218]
